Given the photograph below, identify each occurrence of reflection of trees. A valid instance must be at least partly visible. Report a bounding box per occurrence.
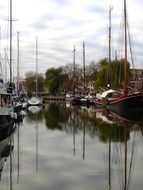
[77,108,132,143]
[96,123,129,143]
[67,107,131,143]
[43,103,136,143]
[44,103,70,130]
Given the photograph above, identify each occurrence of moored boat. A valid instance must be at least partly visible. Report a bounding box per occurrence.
[0,80,15,128]
[94,0,143,113]
[28,96,43,106]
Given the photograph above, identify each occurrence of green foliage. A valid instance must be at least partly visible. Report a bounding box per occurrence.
[95,58,130,89]
[44,67,64,95]
[24,72,44,94]
[95,58,109,89]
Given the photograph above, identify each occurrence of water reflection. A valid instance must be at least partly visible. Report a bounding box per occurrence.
[42,103,143,147]
[27,106,43,173]
[0,125,16,189]
[43,103,133,143]
[0,103,143,190]
[91,108,142,190]
[44,103,70,130]
[43,103,143,189]
[27,106,43,122]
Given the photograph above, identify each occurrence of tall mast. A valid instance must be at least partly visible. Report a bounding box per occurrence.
[124,0,128,95]
[4,48,8,82]
[17,32,20,94]
[0,27,1,69]
[108,6,112,88]
[0,27,2,76]
[73,45,76,96]
[36,36,38,97]
[9,0,12,86]
[83,42,85,95]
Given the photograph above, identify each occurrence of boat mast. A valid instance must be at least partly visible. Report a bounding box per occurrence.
[0,27,2,76]
[17,31,20,95]
[9,0,12,87]
[36,36,38,97]
[124,0,128,95]
[83,42,85,95]
[108,6,112,88]
[73,45,76,96]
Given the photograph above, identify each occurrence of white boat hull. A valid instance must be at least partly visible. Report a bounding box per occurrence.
[28,97,42,106]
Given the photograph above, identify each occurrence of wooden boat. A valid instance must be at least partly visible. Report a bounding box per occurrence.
[94,1,143,114]
[106,0,143,113]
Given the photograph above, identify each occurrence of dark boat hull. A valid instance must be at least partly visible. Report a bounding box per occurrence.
[106,93,143,121]
[70,97,92,107]
[0,115,14,128]
[70,97,82,106]
[14,104,23,113]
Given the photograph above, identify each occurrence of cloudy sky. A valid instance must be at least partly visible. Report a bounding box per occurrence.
[0,0,143,78]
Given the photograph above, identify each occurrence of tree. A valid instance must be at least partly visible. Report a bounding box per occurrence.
[95,58,109,89]
[44,67,64,95]
[24,72,44,96]
[95,58,130,90]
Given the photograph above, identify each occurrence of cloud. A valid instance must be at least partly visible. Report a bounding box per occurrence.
[0,0,143,78]
[86,4,106,15]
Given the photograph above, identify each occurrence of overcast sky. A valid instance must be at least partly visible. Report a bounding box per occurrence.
[0,0,143,78]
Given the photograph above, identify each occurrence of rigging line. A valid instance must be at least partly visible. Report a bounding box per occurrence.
[116,13,124,59]
[102,21,109,59]
[127,21,138,82]
[127,21,134,67]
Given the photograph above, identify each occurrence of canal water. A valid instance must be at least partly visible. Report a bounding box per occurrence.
[0,103,143,190]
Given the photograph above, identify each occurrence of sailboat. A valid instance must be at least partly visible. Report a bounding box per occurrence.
[80,42,94,106]
[94,1,143,115]
[28,37,43,107]
[0,0,17,128]
[13,32,23,114]
[93,6,115,107]
[70,43,93,107]
[0,79,15,127]
[70,45,83,106]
